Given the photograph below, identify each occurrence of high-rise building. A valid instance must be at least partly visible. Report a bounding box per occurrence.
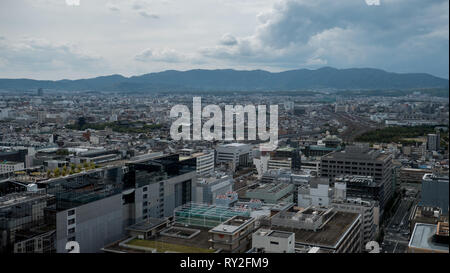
[320,144,393,212]
[34,154,197,253]
[427,133,440,151]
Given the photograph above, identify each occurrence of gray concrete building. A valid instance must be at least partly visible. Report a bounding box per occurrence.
[320,144,394,212]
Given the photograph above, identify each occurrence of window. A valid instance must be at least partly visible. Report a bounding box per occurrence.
[143,187,148,192]
[270,241,279,245]
[143,194,148,199]
[68,219,75,225]
[68,209,75,216]
[68,228,75,234]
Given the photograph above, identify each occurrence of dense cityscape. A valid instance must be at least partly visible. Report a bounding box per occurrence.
[0,1,449,268]
[0,88,448,254]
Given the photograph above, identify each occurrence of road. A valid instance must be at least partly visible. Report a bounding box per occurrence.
[382,196,416,253]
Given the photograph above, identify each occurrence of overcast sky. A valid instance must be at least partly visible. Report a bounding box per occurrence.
[0,0,448,80]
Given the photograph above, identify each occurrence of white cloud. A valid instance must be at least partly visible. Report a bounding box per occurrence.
[365,0,380,6]
[65,0,80,6]
[135,48,186,63]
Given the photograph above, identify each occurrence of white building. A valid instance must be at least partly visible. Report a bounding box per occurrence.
[216,143,252,172]
[196,173,234,204]
[268,157,292,171]
[298,177,332,208]
[252,228,295,253]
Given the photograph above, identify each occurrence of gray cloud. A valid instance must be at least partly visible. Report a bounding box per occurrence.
[0,37,104,79]
[200,0,449,78]
[219,34,238,46]
[138,10,159,19]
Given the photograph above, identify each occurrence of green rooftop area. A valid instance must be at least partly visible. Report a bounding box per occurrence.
[127,239,215,253]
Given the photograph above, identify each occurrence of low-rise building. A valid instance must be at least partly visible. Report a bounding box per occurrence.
[269,207,363,253]
[245,183,294,204]
[251,228,295,253]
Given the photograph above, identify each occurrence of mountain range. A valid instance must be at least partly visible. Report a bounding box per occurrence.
[0,67,448,92]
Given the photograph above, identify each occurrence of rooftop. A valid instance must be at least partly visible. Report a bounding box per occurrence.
[409,223,449,252]
[126,218,169,233]
[0,192,51,209]
[174,202,250,228]
[210,215,255,235]
[104,225,216,253]
[272,210,360,249]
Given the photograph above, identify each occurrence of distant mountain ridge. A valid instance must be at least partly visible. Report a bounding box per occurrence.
[0,67,448,92]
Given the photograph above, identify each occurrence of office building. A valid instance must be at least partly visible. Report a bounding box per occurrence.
[125,154,198,220]
[321,144,393,212]
[399,168,432,185]
[209,216,256,253]
[251,228,295,253]
[331,198,378,245]
[216,143,252,172]
[268,157,292,171]
[333,175,383,208]
[270,207,363,253]
[297,177,332,208]
[180,150,215,177]
[196,173,234,205]
[426,133,440,151]
[420,174,449,214]
[245,183,294,204]
[0,161,25,174]
[0,191,55,253]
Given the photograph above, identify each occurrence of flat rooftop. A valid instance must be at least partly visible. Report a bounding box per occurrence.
[0,192,51,209]
[126,218,168,232]
[210,216,255,235]
[269,231,293,239]
[409,223,449,252]
[104,225,215,253]
[272,211,360,249]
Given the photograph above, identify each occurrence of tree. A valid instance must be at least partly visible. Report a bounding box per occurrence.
[78,117,87,130]
[53,168,60,177]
